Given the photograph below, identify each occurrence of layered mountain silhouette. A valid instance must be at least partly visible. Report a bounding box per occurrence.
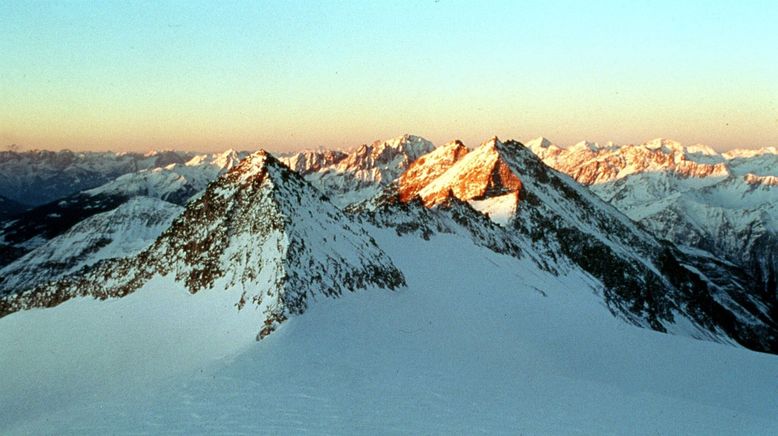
[0,135,775,353]
[0,151,404,339]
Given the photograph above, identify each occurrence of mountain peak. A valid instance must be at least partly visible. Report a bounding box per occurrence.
[526,137,563,160]
[368,134,435,159]
[570,140,600,152]
[526,136,555,149]
[231,149,270,173]
[225,149,300,185]
[644,137,681,147]
[1,150,405,339]
[483,136,501,147]
[414,137,524,207]
[397,140,470,202]
[277,148,348,176]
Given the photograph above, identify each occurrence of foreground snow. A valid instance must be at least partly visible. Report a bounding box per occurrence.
[1,230,777,434]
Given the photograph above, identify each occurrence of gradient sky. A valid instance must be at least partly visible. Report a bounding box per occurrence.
[2,1,777,153]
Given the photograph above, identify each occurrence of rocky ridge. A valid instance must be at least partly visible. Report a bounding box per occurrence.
[0,151,405,339]
[525,136,778,320]
[391,137,777,352]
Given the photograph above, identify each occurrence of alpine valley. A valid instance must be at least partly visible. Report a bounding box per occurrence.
[1,135,777,434]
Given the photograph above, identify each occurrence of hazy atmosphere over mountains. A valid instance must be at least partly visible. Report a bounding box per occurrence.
[2,1,777,434]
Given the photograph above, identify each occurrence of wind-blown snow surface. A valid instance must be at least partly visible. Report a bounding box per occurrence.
[2,229,776,434]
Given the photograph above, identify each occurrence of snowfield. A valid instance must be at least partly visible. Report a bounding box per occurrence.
[2,229,776,434]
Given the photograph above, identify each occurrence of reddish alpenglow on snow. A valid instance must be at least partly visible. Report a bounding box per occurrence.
[1,1,777,433]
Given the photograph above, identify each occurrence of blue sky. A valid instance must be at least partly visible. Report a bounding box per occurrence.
[1,0,776,151]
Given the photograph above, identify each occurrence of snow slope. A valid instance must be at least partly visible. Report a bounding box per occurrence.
[1,229,776,434]
[527,137,778,315]
[0,197,182,294]
[396,137,777,352]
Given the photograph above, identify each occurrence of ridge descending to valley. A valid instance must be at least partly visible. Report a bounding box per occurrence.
[1,134,777,433]
[1,135,775,353]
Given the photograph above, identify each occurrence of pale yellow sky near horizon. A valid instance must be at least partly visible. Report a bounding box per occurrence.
[3,2,777,154]
[2,131,774,156]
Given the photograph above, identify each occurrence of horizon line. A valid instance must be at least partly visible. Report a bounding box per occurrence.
[3,133,776,155]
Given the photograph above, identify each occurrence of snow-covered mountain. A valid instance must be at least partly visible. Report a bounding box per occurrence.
[278,148,347,175]
[5,137,773,350]
[0,151,404,339]
[1,143,777,433]
[0,149,247,269]
[0,197,182,294]
[526,137,778,318]
[1,137,777,433]
[396,140,470,202]
[0,149,198,206]
[283,134,436,206]
[390,137,776,352]
[83,149,248,204]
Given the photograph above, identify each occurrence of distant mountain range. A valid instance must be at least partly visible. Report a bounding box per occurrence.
[1,135,776,353]
[527,137,777,321]
[2,135,777,433]
[0,149,200,208]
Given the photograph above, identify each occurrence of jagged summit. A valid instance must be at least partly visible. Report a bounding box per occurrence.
[0,149,404,339]
[535,138,731,186]
[526,136,554,149]
[278,148,347,175]
[339,134,435,184]
[397,140,469,202]
[389,136,777,352]
[414,138,524,208]
[225,149,272,180]
[294,134,436,206]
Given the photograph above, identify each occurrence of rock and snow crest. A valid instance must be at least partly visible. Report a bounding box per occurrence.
[389,137,778,352]
[525,137,778,315]
[300,134,437,206]
[0,150,405,339]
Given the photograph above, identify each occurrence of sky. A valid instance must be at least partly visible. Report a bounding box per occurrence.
[1,0,777,153]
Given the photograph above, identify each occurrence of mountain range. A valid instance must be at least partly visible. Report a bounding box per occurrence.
[1,135,776,433]
[527,137,777,321]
